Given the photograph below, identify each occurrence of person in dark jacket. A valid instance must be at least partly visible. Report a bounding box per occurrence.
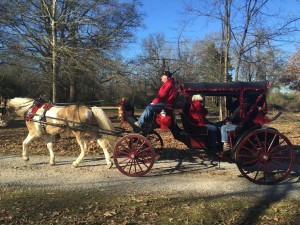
[221,97,258,151]
[134,70,177,128]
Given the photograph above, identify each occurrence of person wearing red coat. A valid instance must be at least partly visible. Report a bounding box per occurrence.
[188,95,210,126]
[185,94,218,149]
[134,70,178,128]
[151,74,177,108]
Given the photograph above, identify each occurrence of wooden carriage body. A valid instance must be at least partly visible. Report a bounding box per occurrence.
[114,81,295,185]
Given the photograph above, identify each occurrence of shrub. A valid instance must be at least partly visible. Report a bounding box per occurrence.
[268,92,300,112]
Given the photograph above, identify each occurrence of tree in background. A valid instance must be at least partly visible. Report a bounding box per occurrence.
[284,49,300,91]
[196,42,225,82]
[184,0,232,82]
[184,0,300,81]
[0,0,142,102]
[240,45,286,87]
[175,36,200,82]
[132,34,173,105]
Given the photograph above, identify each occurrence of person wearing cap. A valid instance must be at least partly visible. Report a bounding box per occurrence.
[134,70,177,128]
[184,94,219,150]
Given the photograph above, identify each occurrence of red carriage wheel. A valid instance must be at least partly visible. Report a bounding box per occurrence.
[235,128,295,185]
[144,131,164,160]
[113,134,155,177]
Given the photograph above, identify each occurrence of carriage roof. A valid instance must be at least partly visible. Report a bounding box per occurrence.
[180,81,269,97]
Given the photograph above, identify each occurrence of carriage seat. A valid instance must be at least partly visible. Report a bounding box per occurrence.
[227,124,262,148]
[177,109,208,137]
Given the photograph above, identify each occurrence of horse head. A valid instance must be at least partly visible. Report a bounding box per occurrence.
[0,97,35,127]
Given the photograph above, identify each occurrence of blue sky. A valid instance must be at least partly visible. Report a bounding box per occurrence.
[137,0,219,41]
[125,0,300,58]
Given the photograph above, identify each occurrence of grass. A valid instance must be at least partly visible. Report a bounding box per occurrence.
[1,188,300,224]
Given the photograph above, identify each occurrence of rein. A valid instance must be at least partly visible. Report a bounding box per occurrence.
[55,100,104,106]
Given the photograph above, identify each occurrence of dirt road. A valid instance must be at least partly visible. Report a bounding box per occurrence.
[1,153,300,201]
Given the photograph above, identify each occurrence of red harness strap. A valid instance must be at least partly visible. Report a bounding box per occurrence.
[25,102,53,121]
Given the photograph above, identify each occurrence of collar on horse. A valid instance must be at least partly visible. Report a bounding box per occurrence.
[25,97,53,122]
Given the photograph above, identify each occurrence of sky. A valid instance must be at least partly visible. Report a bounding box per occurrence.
[137,0,219,41]
[125,0,300,58]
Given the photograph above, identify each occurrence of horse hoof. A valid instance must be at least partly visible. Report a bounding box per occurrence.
[72,162,78,168]
[108,162,113,169]
[22,156,29,161]
[49,162,55,166]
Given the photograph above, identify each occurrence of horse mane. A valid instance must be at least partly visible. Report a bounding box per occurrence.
[8,97,34,116]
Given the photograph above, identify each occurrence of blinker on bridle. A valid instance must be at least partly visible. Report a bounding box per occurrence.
[0,97,8,120]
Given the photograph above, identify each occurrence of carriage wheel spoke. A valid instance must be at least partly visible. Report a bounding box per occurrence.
[253,162,264,181]
[242,158,260,167]
[268,139,285,155]
[268,145,289,158]
[116,146,131,156]
[254,133,263,150]
[246,138,260,152]
[118,157,131,165]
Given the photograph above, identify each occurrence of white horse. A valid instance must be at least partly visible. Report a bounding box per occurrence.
[0,97,116,168]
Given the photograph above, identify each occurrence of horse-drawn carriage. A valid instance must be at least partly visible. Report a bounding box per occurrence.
[115,80,295,185]
[0,80,295,185]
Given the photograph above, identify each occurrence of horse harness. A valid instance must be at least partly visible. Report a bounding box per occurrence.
[24,97,54,129]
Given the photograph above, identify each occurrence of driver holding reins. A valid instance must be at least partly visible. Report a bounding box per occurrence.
[134,70,177,128]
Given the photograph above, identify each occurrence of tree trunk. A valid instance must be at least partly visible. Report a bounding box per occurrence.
[51,0,57,103]
[234,0,258,81]
[69,24,77,102]
[69,77,75,102]
[224,0,231,82]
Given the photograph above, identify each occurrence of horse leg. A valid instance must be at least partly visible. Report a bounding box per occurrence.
[22,133,36,161]
[72,134,87,168]
[97,139,113,169]
[43,135,55,165]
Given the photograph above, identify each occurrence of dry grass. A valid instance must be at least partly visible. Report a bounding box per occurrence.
[1,188,300,224]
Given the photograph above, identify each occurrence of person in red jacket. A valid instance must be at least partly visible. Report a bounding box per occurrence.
[134,70,177,128]
[185,94,219,150]
[187,94,210,126]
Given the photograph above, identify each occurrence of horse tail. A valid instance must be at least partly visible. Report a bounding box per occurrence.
[91,107,117,149]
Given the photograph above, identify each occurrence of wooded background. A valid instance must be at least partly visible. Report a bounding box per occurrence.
[0,0,299,111]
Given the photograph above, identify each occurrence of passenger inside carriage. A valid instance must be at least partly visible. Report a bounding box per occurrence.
[220,96,259,152]
[226,96,240,115]
[184,94,219,151]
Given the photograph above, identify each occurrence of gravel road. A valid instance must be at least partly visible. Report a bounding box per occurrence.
[1,153,299,200]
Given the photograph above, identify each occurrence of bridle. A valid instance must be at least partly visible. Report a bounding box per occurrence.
[0,97,8,123]
[0,97,39,126]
